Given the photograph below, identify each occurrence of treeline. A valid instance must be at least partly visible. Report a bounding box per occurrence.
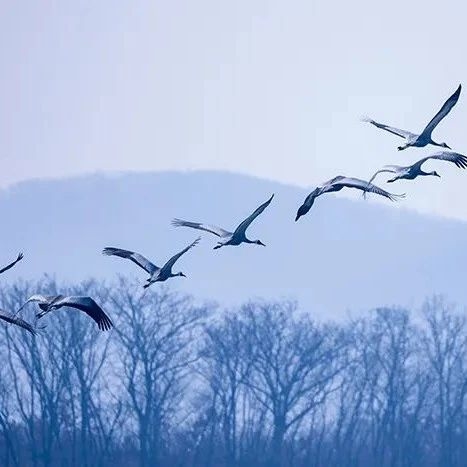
[0,278,466,467]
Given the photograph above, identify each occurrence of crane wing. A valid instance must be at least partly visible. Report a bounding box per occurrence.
[295,188,323,221]
[171,219,231,238]
[15,294,59,316]
[0,311,36,335]
[368,166,403,184]
[0,252,24,275]
[361,117,416,140]
[335,177,406,201]
[361,167,404,199]
[233,194,274,236]
[103,247,160,274]
[51,296,113,331]
[414,151,467,170]
[421,84,461,137]
[161,237,200,273]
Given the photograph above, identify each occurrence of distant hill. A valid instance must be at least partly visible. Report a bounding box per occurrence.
[0,170,466,317]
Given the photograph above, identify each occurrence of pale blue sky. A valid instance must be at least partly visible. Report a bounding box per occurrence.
[1,1,466,220]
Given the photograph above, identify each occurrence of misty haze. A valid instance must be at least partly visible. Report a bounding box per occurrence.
[1,1,467,466]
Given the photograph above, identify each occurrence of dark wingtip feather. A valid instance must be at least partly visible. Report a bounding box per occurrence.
[457,155,467,169]
[450,84,462,100]
[97,314,113,331]
[98,317,113,331]
[171,218,182,227]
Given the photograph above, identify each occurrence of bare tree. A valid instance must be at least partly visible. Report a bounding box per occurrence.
[2,304,69,466]
[421,297,467,467]
[240,301,346,467]
[1,277,467,467]
[0,278,120,467]
[111,278,208,467]
[345,308,432,467]
[0,336,19,467]
[53,280,114,467]
[197,312,255,467]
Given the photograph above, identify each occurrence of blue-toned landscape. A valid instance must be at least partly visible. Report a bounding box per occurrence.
[2,1,467,465]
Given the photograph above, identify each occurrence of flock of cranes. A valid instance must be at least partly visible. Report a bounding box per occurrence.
[0,84,465,335]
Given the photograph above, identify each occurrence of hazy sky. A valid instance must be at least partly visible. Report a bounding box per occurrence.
[1,1,466,220]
